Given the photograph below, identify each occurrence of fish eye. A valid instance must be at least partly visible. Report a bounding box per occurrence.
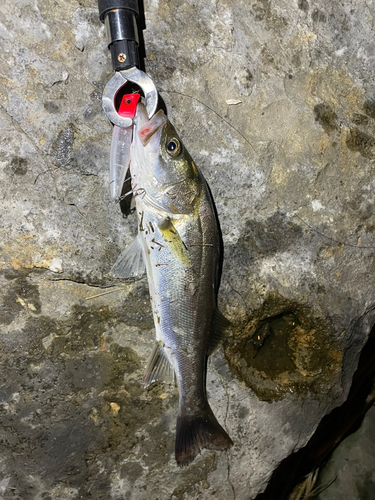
[166,138,181,156]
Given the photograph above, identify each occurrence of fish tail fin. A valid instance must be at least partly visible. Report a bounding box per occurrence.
[175,404,233,466]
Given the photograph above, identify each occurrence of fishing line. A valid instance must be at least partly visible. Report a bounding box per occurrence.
[159,89,254,151]
[294,214,375,250]
[116,185,145,203]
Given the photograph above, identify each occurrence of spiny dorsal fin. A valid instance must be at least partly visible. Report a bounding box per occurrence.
[110,235,145,279]
[207,308,231,355]
[144,341,175,388]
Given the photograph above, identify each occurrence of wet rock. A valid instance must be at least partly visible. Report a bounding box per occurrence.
[6,157,28,176]
[0,0,375,499]
[224,295,342,401]
[314,103,339,134]
[345,127,375,159]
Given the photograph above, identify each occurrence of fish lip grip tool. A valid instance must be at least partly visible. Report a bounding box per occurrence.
[98,0,158,199]
[98,0,158,128]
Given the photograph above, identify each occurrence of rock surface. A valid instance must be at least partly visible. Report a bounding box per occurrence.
[316,405,375,500]
[0,0,375,498]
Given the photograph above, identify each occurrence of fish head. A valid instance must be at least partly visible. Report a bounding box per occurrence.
[132,104,201,215]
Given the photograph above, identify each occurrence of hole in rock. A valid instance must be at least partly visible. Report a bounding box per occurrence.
[224,295,342,402]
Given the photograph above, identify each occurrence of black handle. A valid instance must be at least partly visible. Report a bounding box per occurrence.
[98,0,144,71]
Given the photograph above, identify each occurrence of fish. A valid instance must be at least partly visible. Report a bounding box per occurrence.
[111,102,233,465]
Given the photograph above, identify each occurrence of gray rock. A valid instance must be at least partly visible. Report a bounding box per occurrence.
[0,0,375,498]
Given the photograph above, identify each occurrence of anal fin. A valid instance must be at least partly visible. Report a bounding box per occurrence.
[110,235,146,279]
[144,342,175,388]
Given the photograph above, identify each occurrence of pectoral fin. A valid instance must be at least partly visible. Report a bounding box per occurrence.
[110,235,146,279]
[157,217,190,266]
[207,308,231,355]
[144,342,175,388]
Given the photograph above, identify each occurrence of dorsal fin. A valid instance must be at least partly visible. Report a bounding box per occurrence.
[207,308,231,355]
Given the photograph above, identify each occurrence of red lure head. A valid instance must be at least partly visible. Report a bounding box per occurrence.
[118,93,141,118]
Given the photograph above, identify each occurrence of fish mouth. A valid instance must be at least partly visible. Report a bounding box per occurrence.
[138,109,167,147]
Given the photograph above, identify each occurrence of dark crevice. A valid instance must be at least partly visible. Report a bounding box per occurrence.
[46,277,118,288]
[255,322,375,500]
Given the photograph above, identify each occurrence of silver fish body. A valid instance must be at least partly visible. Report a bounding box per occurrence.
[111,103,232,465]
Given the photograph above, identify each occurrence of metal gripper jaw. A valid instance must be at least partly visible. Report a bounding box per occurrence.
[102,68,158,128]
